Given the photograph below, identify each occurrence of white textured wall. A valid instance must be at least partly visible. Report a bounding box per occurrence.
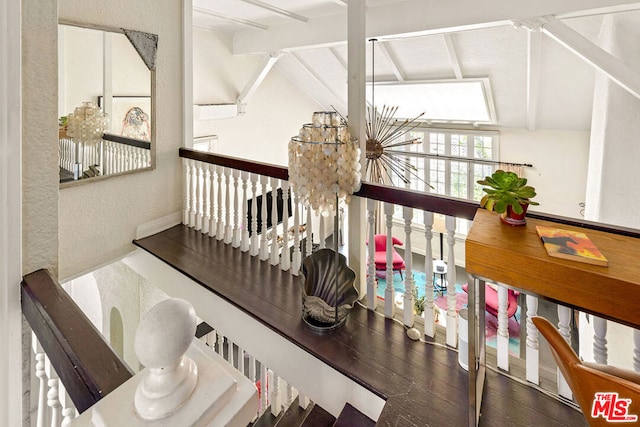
[58,0,183,280]
[192,28,321,166]
[500,129,590,219]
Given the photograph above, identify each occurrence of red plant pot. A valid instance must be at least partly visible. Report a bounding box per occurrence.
[500,203,528,226]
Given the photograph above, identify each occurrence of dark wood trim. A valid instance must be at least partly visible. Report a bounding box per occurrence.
[180,148,289,180]
[526,211,640,239]
[103,133,151,150]
[21,269,133,413]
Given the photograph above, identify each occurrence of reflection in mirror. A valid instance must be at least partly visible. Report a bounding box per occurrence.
[58,23,157,185]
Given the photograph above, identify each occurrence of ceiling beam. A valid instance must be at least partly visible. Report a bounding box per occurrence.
[194,7,268,31]
[377,41,405,81]
[232,0,639,54]
[526,28,542,131]
[540,15,640,101]
[329,47,347,72]
[290,52,347,108]
[442,34,463,80]
[238,0,308,23]
[237,52,282,111]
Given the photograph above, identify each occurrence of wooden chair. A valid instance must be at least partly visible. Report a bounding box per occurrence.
[532,316,640,426]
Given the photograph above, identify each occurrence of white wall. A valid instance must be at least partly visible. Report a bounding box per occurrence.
[192,28,322,166]
[58,0,183,280]
[500,128,590,219]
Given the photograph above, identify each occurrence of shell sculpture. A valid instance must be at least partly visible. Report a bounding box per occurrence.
[301,248,359,331]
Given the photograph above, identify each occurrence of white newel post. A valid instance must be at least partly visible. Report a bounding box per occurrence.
[366,198,376,310]
[445,216,457,348]
[384,202,395,319]
[525,295,539,384]
[593,316,608,364]
[402,206,414,327]
[73,298,257,426]
[557,305,573,399]
[496,285,509,371]
[423,211,435,338]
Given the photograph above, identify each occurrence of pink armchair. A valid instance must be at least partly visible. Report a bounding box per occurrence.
[370,234,406,279]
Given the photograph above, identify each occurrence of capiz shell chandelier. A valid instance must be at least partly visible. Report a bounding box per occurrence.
[288,111,361,216]
[66,101,109,146]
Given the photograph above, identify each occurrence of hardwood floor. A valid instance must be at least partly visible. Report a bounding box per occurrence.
[134,225,587,426]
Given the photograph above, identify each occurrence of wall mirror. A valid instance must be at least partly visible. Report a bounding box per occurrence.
[58,21,157,186]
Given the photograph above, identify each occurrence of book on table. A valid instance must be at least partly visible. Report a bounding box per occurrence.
[536,225,608,267]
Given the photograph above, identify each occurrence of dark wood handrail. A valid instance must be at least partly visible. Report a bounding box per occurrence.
[22,269,133,413]
[103,133,151,150]
[178,148,640,238]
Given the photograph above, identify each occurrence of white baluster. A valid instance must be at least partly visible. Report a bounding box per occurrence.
[423,211,435,338]
[445,215,457,348]
[195,163,204,231]
[216,165,224,240]
[250,175,259,256]
[281,181,291,271]
[240,172,250,252]
[183,158,191,225]
[232,169,241,247]
[285,382,295,407]
[248,353,256,384]
[216,331,224,357]
[45,356,61,427]
[298,392,310,410]
[208,164,217,238]
[205,330,216,348]
[305,208,313,256]
[33,333,48,427]
[557,305,573,399]
[189,160,199,227]
[224,168,233,244]
[634,330,640,372]
[496,285,509,371]
[292,191,302,275]
[525,295,539,384]
[593,316,608,364]
[384,202,395,319]
[259,363,268,413]
[269,371,282,417]
[366,198,376,310]
[59,383,76,427]
[319,214,326,249]
[270,178,280,265]
[259,176,269,261]
[403,206,414,327]
[202,165,211,235]
[236,344,244,376]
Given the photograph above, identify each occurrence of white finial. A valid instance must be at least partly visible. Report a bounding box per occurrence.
[134,298,198,420]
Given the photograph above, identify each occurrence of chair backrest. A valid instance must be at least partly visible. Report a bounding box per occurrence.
[373,234,402,252]
[532,316,640,426]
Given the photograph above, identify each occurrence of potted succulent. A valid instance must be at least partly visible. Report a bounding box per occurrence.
[477,170,539,226]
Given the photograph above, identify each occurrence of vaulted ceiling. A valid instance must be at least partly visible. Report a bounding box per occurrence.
[192,0,640,131]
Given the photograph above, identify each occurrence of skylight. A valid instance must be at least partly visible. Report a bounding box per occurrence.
[366,79,496,124]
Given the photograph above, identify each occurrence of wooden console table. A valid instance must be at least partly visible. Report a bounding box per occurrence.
[465,208,640,426]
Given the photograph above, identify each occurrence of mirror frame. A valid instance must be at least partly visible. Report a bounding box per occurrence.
[58,19,157,188]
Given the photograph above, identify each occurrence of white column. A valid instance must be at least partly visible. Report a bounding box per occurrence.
[525,295,539,384]
[366,198,376,310]
[557,305,573,399]
[496,285,509,371]
[384,202,395,319]
[423,211,435,338]
[280,181,291,271]
[402,206,414,327]
[593,316,608,364]
[445,216,457,347]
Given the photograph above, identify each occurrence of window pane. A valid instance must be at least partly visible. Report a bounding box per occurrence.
[451,134,468,157]
[430,159,446,194]
[430,133,445,155]
[474,135,492,159]
[450,161,468,198]
[473,163,495,201]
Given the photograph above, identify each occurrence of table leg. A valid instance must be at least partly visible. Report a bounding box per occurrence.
[468,275,486,426]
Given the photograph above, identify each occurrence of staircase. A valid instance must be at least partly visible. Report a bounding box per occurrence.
[252,399,375,427]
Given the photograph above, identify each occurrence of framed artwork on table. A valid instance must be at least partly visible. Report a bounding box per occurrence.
[98,96,152,141]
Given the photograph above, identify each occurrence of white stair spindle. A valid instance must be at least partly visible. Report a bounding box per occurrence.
[292,191,302,274]
[286,382,295,407]
[423,211,435,338]
[216,165,224,240]
[402,206,414,327]
[45,356,61,427]
[59,383,76,427]
[236,344,245,376]
[202,165,211,235]
[189,159,198,227]
[497,284,509,371]
[270,178,280,265]
[224,339,233,365]
[366,198,376,310]
[557,305,573,399]
[305,208,313,256]
[525,295,540,384]
[205,330,216,348]
[384,202,395,319]
[634,330,640,372]
[319,215,326,249]
[240,172,250,252]
[298,393,310,410]
[269,371,282,417]
[260,364,268,413]
[593,316,608,364]
[33,333,48,427]
[232,169,241,247]
[195,163,204,231]
[250,175,259,256]
[216,331,224,357]
[208,164,217,238]
[259,176,269,261]
[445,216,457,347]
[224,168,233,244]
[182,158,191,225]
[281,181,291,271]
